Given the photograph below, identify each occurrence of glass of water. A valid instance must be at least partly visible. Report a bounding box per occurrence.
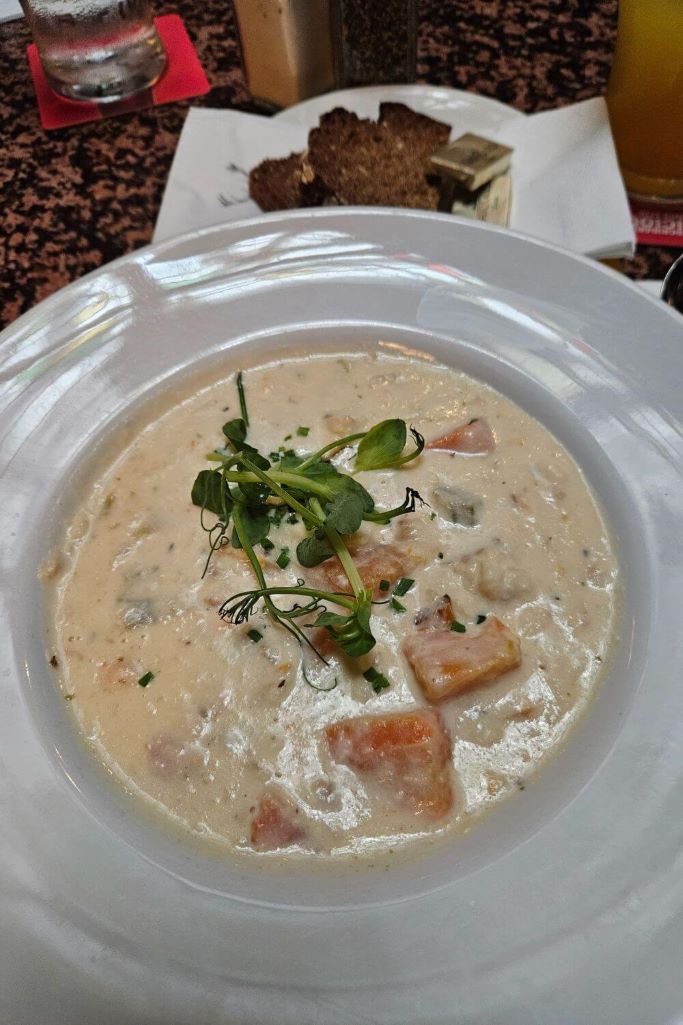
[20,0,167,103]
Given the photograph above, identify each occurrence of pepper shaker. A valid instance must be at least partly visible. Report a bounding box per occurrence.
[331,0,417,87]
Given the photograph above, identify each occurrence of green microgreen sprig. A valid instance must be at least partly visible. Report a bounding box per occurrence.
[191,372,426,674]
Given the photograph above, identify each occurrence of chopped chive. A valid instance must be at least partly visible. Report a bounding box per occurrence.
[393,577,415,597]
[450,621,466,633]
[247,629,263,643]
[284,434,292,441]
[261,538,275,551]
[379,579,391,592]
[236,371,249,428]
[430,511,437,520]
[476,614,487,624]
[276,547,290,569]
[296,426,310,437]
[287,513,298,524]
[138,671,155,687]
[390,597,406,613]
[269,451,281,462]
[363,666,391,693]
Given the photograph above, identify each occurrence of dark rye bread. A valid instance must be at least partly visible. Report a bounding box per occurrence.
[248,103,451,211]
[307,106,449,209]
[248,152,327,212]
[378,102,451,163]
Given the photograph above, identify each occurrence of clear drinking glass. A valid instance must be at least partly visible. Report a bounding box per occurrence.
[606,0,683,206]
[20,0,167,103]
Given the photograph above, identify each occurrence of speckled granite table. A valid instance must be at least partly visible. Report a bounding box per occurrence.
[0,0,678,327]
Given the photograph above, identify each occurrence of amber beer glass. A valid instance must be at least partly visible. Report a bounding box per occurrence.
[20,0,166,103]
[606,0,683,205]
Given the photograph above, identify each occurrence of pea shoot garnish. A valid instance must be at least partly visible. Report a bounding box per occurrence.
[191,371,425,677]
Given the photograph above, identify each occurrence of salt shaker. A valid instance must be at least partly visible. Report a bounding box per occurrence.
[233,0,336,109]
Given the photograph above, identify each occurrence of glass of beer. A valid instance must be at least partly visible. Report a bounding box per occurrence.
[20,0,167,103]
[606,0,683,206]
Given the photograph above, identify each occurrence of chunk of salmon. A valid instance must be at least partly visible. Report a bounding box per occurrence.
[414,594,455,631]
[326,709,453,819]
[319,542,407,599]
[404,616,521,702]
[250,793,307,851]
[306,625,338,658]
[427,417,495,454]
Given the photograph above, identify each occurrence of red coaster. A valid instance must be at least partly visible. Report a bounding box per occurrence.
[27,14,210,130]
[631,201,683,248]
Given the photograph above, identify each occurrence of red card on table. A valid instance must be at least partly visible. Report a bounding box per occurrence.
[631,202,683,249]
[27,14,210,130]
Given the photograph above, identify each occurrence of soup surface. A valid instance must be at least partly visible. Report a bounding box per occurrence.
[45,351,618,862]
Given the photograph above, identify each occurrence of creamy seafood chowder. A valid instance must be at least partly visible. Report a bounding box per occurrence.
[45,352,618,863]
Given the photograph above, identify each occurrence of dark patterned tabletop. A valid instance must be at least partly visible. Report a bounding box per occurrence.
[0,0,678,328]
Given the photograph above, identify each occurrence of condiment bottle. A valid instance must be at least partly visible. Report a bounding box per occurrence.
[331,0,417,87]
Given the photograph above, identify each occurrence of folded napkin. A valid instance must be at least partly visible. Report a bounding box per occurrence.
[154,97,635,260]
[155,110,309,242]
[496,98,635,260]
[0,0,22,22]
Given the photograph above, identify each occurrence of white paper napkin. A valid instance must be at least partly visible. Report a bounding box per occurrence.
[155,110,309,243]
[496,98,634,260]
[154,97,635,260]
[0,1,23,23]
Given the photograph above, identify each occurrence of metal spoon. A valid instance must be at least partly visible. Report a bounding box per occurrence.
[661,253,683,312]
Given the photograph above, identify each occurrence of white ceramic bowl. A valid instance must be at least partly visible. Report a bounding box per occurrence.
[1,210,682,1024]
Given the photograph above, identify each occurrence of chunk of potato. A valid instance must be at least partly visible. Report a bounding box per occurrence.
[146,734,205,778]
[96,657,142,691]
[457,548,533,602]
[432,484,482,527]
